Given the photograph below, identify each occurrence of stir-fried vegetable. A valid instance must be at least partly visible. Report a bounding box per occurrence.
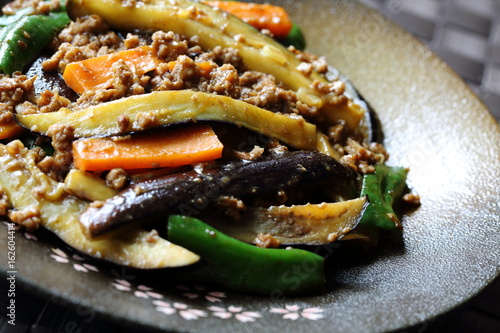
[62,46,164,94]
[64,169,118,201]
[358,164,408,244]
[206,197,368,245]
[203,1,293,38]
[0,142,200,268]
[0,0,418,296]
[0,6,69,75]
[168,215,326,295]
[73,124,223,171]
[203,0,306,50]
[0,122,23,140]
[79,150,357,239]
[16,90,318,150]
[66,0,364,130]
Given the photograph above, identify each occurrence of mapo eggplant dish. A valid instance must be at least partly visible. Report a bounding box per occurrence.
[0,0,420,295]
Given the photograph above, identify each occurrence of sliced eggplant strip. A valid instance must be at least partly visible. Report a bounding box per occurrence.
[66,0,365,130]
[207,197,368,246]
[16,90,317,150]
[0,141,199,268]
[80,150,357,239]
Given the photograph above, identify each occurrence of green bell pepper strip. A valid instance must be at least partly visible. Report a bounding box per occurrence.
[358,164,408,243]
[0,10,69,75]
[167,215,325,296]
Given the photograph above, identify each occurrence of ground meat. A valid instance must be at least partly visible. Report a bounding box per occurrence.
[152,55,204,91]
[37,89,71,113]
[43,15,124,72]
[2,0,60,15]
[328,120,348,143]
[403,193,421,206]
[72,60,149,109]
[0,187,9,216]
[239,71,298,114]
[290,47,329,74]
[205,64,241,98]
[339,138,389,174]
[311,79,347,106]
[152,31,189,61]
[133,111,159,131]
[5,139,25,155]
[106,168,129,191]
[215,195,247,221]
[117,114,130,133]
[123,33,145,49]
[254,233,280,248]
[234,145,264,160]
[265,139,289,155]
[144,229,159,245]
[0,74,36,124]
[196,46,244,70]
[37,124,74,181]
[8,205,41,232]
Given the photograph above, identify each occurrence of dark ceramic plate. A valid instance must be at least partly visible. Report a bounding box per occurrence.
[1,0,499,332]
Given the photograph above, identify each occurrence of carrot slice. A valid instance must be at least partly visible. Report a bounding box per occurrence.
[62,45,164,95]
[204,1,293,38]
[73,124,223,171]
[0,122,23,140]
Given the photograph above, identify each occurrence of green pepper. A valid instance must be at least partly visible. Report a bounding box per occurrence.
[358,164,408,244]
[278,22,306,50]
[167,215,325,296]
[0,7,34,27]
[0,9,69,74]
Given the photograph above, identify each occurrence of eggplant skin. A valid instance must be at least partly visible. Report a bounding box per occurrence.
[79,151,357,239]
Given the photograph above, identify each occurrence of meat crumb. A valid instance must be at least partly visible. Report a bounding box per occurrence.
[133,111,159,131]
[403,193,421,206]
[8,205,41,231]
[106,168,129,191]
[0,187,9,216]
[254,233,280,248]
[215,195,246,221]
[234,145,264,160]
[37,123,74,181]
[145,229,159,245]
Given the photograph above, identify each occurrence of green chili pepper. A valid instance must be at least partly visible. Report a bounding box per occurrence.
[278,22,306,50]
[167,215,325,296]
[0,10,69,75]
[0,7,34,27]
[358,164,408,243]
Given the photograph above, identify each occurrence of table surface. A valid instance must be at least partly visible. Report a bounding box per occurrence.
[1,0,500,332]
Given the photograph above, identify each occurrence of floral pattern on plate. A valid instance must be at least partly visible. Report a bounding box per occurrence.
[16,226,327,324]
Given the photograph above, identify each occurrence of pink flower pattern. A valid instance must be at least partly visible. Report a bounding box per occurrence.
[153,300,207,320]
[176,284,226,302]
[270,305,324,320]
[6,223,327,324]
[208,306,262,322]
[49,247,99,273]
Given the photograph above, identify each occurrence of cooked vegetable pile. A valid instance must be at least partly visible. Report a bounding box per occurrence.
[0,0,419,296]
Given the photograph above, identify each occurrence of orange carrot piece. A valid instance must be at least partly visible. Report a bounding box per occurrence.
[72,125,223,172]
[204,1,293,38]
[0,122,23,140]
[63,46,164,95]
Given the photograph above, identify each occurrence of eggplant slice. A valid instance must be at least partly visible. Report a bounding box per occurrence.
[79,150,357,239]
